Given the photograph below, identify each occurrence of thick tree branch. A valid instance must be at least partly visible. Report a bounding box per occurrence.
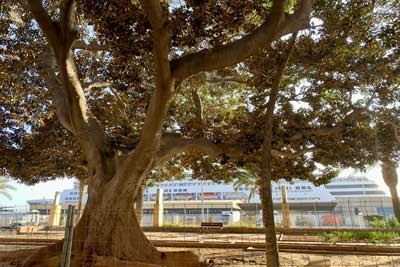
[38,48,74,132]
[27,0,60,49]
[140,0,171,87]
[156,135,242,165]
[60,0,78,50]
[27,0,112,180]
[156,135,321,166]
[171,0,314,81]
[131,0,173,153]
[118,1,175,190]
[86,81,116,90]
[191,90,204,126]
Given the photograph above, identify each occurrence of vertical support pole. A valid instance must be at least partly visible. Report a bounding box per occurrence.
[201,180,204,222]
[281,186,290,228]
[48,192,62,227]
[153,188,164,227]
[348,200,354,228]
[61,205,75,267]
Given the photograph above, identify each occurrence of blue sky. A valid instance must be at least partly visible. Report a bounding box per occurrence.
[0,177,74,207]
[1,165,398,207]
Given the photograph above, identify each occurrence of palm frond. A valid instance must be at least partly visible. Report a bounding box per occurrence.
[0,191,12,200]
[0,176,15,200]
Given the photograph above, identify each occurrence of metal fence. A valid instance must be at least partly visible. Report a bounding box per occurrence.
[0,200,397,228]
[1,202,400,266]
[141,199,396,228]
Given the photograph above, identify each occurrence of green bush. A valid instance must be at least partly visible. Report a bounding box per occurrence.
[322,231,399,244]
[370,217,400,229]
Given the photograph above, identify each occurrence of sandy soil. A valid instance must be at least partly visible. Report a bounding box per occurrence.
[1,248,400,267]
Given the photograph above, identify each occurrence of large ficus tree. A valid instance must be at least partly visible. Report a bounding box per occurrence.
[1,0,315,266]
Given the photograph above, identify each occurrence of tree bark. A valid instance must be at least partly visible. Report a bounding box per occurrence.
[382,161,400,221]
[135,184,145,225]
[77,178,86,221]
[72,179,158,264]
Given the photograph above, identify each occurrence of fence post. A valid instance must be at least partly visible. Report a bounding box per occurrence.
[61,205,75,267]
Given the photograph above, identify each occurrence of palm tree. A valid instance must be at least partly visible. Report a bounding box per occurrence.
[233,168,259,202]
[0,176,16,200]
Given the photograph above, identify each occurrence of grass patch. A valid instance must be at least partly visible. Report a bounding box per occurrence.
[322,231,399,244]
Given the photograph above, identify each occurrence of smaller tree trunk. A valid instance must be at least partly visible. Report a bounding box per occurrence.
[259,33,297,267]
[135,185,144,225]
[382,161,400,221]
[259,180,280,266]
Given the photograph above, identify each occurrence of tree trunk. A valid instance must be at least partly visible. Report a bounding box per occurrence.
[70,175,205,267]
[259,33,297,267]
[259,180,280,266]
[259,71,281,266]
[23,172,205,267]
[382,161,400,221]
[135,185,144,225]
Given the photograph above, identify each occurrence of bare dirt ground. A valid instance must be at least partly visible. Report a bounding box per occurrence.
[1,248,400,267]
[1,232,400,267]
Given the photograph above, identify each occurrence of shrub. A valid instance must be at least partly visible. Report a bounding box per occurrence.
[370,217,400,229]
[322,231,399,244]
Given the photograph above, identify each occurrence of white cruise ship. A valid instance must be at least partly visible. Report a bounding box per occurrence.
[323,176,386,197]
[143,178,336,204]
[27,175,388,207]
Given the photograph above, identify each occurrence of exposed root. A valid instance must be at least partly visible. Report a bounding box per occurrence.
[158,251,210,267]
[22,245,210,267]
[22,240,64,267]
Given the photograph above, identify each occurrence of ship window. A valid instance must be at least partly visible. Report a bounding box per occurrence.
[330,191,364,195]
[307,186,312,189]
[70,192,74,195]
[295,186,300,190]
[301,186,306,190]
[364,191,385,195]
[174,189,177,192]
[325,184,365,189]
[183,189,187,192]
[363,184,379,188]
